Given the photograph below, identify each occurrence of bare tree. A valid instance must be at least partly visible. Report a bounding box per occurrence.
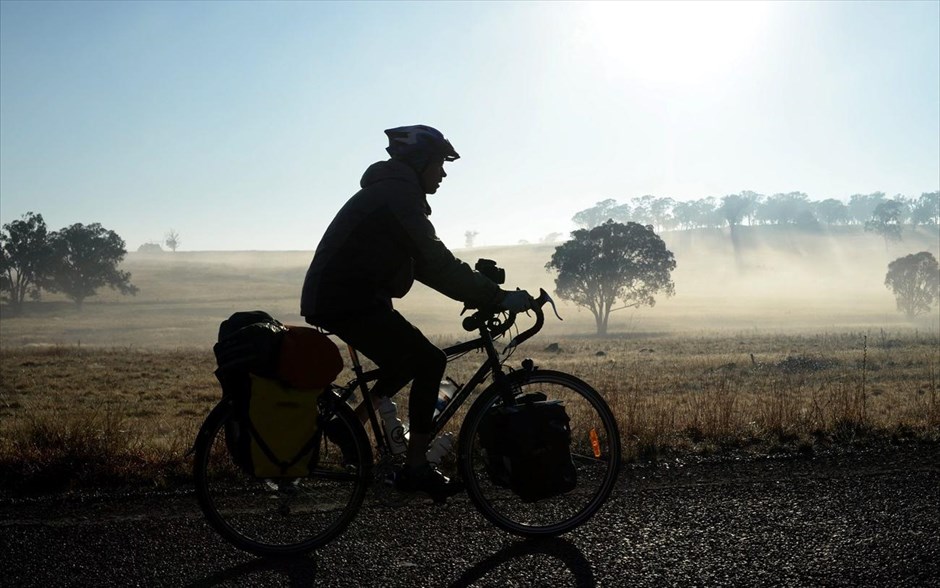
[165,229,181,252]
[464,230,478,249]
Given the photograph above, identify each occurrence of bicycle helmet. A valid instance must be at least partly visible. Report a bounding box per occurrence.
[384,125,460,172]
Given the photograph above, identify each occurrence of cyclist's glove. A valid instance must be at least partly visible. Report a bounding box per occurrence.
[499,289,533,313]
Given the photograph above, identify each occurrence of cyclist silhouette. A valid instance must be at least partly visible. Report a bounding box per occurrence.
[302,125,531,499]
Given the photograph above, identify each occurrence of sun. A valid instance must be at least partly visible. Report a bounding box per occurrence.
[577,1,775,85]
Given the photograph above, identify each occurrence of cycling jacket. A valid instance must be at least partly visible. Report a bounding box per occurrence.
[301,159,502,319]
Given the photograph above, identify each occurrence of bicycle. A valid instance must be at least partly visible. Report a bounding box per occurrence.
[193,288,622,556]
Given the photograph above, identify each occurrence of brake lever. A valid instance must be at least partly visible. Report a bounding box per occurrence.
[538,288,563,321]
[547,296,562,321]
[501,289,559,355]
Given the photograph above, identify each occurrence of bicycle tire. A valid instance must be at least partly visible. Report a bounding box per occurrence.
[193,392,372,556]
[458,369,621,537]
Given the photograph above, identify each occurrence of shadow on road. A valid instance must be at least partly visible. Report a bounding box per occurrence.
[183,537,594,587]
[185,556,318,587]
[448,537,595,588]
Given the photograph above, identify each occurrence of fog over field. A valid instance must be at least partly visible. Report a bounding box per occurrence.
[0,226,936,349]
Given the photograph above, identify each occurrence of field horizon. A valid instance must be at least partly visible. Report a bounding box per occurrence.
[1,225,938,349]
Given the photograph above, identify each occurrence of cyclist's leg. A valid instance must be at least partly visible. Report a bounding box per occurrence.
[309,307,446,446]
[310,309,457,499]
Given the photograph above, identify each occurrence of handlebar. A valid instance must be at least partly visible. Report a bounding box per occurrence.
[461,288,562,353]
[505,288,562,351]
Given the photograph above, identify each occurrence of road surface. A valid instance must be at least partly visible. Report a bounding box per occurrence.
[2,444,937,587]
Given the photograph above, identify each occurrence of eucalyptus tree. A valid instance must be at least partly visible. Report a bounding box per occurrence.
[546,220,675,336]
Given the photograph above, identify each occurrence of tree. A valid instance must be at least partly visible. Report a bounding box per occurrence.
[608,201,632,224]
[758,192,813,225]
[545,220,676,336]
[718,194,752,229]
[884,252,939,319]
[890,194,912,225]
[137,242,164,253]
[910,191,939,227]
[628,195,656,227]
[814,199,849,228]
[848,192,886,225]
[46,223,139,308]
[719,194,752,264]
[740,191,764,226]
[649,197,676,231]
[672,201,696,229]
[692,197,721,228]
[865,200,904,247]
[464,230,479,248]
[0,212,53,313]
[572,199,619,229]
[165,229,181,252]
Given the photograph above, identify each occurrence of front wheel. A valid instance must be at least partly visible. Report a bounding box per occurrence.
[193,392,372,556]
[458,369,621,537]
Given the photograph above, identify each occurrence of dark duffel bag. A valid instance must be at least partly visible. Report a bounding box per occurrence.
[213,310,287,377]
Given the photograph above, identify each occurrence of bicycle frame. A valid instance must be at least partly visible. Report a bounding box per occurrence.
[329,289,556,455]
[335,325,510,453]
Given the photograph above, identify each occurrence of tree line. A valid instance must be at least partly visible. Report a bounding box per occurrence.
[572,191,940,232]
[546,218,938,335]
[0,212,138,313]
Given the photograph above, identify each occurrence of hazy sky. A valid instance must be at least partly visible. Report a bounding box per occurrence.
[1,1,938,251]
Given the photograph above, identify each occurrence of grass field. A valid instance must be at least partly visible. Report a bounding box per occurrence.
[1,226,938,495]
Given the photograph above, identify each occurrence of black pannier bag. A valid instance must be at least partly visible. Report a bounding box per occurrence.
[478,393,578,502]
[213,310,288,377]
[212,311,342,478]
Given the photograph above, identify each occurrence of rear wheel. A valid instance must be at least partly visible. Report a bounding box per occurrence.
[458,369,621,537]
[193,392,371,556]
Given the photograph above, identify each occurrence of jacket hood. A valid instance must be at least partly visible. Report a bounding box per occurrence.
[360,159,421,189]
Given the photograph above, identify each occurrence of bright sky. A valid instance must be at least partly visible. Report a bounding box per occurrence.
[1,1,938,251]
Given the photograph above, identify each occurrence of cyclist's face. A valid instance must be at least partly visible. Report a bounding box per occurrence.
[421,158,447,195]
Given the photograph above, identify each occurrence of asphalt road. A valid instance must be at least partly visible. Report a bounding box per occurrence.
[2,444,938,588]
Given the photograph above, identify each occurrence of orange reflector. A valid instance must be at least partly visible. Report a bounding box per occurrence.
[589,428,601,458]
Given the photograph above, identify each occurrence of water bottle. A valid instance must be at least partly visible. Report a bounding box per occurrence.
[376,396,408,455]
[433,378,460,419]
[425,431,455,466]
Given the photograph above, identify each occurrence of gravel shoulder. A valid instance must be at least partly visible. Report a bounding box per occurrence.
[1,443,938,588]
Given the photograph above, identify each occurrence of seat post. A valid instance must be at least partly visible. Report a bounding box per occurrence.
[345,345,387,451]
[347,345,363,371]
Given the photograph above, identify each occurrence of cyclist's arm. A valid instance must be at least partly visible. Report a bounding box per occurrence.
[390,193,503,308]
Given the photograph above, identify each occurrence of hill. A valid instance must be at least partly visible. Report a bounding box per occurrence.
[0,225,937,348]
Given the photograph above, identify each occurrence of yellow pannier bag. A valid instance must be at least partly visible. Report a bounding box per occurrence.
[246,374,323,478]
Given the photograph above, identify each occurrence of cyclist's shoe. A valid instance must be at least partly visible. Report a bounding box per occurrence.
[394,463,464,503]
[323,416,357,466]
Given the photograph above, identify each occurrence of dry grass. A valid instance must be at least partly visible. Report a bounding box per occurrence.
[532,330,940,460]
[1,329,937,496]
[1,231,938,495]
[0,347,217,495]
